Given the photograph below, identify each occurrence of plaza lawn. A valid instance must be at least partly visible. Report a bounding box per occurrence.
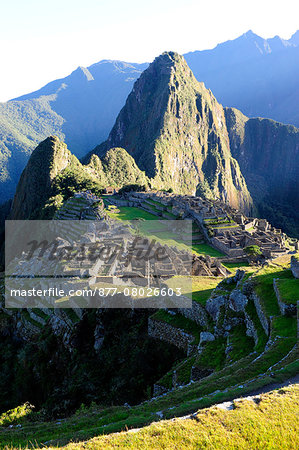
[106,206,221,257]
[192,242,224,258]
[106,206,159,220]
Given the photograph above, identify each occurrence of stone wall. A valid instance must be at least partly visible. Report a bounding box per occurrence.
[252,292,270,335]
[148,317,194,353]
[291,256,299,279]
[211,238,244,257]
[179,300,208,327]
[244,310,258,345]
[108,198,130,207]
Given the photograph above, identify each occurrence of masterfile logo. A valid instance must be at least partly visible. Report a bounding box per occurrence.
[5,219,193,309]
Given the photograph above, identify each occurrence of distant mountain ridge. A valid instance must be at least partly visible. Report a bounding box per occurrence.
[0,60,147,200]
[0,29,299,206]
[8,50,299,236]
[184,30,299,127]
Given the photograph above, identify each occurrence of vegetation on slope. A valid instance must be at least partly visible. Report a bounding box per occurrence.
[63,384,299,450]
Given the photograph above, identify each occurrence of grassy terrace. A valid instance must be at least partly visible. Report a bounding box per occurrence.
[252,265,294,318]
[157,356,197,389]
[275,278,299,304]
[106,205,223,257]
[271,316,297,339]
[228,324,255,362]
[195,337,227,371]
[1,279,298,448]
[1,349,297,448]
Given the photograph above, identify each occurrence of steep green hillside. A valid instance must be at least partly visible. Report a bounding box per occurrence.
[101,147,148,188]
[62,385,299,449]
[0,96,65,200]
[90,52,252,213]
[0,61,146,202]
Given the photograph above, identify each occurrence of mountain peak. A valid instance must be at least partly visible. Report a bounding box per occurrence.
[90,53,252,212]
[289,30,299,45]
[147,51,189,76]
[10,136,74,219]
[156,51,182,62]
[244,29,255,37]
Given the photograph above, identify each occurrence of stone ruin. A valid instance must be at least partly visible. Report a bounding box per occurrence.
[192,254,230,277]
[108,190,296,260]
[291,256,299,279]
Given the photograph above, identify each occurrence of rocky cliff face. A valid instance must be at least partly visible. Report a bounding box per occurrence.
[225,108,299,204]
[225,108,299,235]
[9,136,74,219]
[91,52,252,213]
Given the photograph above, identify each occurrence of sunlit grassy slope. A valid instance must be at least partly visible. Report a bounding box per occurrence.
[53,385,299,449]
[106,205,224,257]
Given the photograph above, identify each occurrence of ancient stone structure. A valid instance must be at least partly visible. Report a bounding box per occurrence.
[108,190,296,260]
[148,316,194,353]
[291,256,299,279]
[252,292,270,336]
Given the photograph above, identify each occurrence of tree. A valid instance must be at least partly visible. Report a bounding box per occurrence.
[244,245,262,257]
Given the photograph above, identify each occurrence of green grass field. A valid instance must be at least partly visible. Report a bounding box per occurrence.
[106,206,223,258]
[253,266,293,317]
[190,276,221,305]
[275,278,299,304]
[106,206,160,221]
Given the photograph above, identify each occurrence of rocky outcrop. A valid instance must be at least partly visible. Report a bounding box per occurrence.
[229,290,248,313]
[206,295,226,322]
[199,331,215,344]
[180,301,208,327]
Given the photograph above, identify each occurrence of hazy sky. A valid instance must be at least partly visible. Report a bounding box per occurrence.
[0,0,298,101]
